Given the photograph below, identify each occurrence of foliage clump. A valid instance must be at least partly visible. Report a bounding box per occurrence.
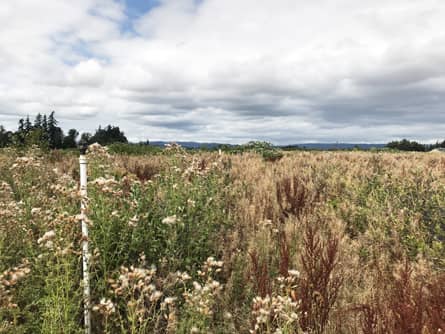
[239,141,284,162]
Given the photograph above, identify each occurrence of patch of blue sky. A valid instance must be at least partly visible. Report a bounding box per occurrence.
[119,19,139,36]
[124,0,161,19]
[70,40,96,60]
[71,40,111,64]
[120,0,204,35]
[120,0,160,35]
[50,32,110,66]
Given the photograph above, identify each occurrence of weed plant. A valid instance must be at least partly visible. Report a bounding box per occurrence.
[0,147,443,333]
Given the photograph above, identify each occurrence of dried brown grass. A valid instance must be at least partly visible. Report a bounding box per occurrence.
[227,151,445,333]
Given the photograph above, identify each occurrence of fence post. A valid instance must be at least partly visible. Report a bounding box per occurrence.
[79,144,91,334]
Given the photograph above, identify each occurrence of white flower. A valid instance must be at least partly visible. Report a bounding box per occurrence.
[37,230,56,244]
[210,280,221,289]
[179,272,191,281]
[31,208,41,215]
[288,269,300,277]
[128,215,138,227]
[162,215,177,225]
[163,297,177,305]
[150,290,163,301]
[44,241,54,249]
[93,298,115,314]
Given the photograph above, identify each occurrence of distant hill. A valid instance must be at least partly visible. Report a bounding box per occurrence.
[281,143,386,150]
[149,141,224,149]
[148,141,386,150]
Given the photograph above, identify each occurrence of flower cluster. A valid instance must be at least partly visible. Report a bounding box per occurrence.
[164,142,184,153]
[0,260,31,309]
[92,298,115,317]
[183,257,224,317]
[251,295,300,333]
[104,264,165,326]
[0,181,13,198]
[49,178,79,198]
[182,156,222,178]
[9,156,42,171]
[91,177,122,195]
[87,143,109,156]
[250,271,301,334]
[37,230,56,249]
[0,201,23,221]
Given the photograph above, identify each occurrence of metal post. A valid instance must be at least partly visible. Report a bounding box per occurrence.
[79,144,91,334]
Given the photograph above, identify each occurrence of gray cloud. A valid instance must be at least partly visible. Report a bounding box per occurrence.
[144,119,203,131]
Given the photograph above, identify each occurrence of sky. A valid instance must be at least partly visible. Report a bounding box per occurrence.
[1,0,445,144]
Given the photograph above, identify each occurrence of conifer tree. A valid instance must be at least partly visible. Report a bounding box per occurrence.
[17,119,25,145]
[18,119,24,133]
[24,116,32,133]
[42,115,48,132]
[34,113,42,129]
[47,111,63,149]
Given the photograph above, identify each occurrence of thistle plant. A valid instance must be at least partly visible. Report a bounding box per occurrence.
[1,145,444,333]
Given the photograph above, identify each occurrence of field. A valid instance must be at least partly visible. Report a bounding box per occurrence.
[0,145,444,333]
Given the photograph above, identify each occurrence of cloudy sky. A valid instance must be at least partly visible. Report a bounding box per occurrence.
[1,0,445,144]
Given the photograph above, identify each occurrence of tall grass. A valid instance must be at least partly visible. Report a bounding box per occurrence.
[0,147,444,333]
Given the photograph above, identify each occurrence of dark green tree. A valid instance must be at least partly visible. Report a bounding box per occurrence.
[0,126,12,148]
[16,119,26,145]
[42,114,48,131]
[18,119,24,133]
[80,132,92,145]
[34,113,42,129]
[47,111,63,149]
[24,116,32,133]
[386,139,426,152]
[63,129,79,148]
[1,114,141,150]
[89,125,128,145]
[24,128,49,149]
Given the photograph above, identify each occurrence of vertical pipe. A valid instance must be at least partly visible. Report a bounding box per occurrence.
[79,149,91,334]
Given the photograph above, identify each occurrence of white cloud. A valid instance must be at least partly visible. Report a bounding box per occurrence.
[68,59,105,87]
[1,0,445,143]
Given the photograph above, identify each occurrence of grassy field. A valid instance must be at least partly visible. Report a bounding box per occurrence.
[0,145,444,333]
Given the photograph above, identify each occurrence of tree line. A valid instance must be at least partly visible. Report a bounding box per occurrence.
[386,139,445,152]
[1,113,444,152]
[0,112,128,149]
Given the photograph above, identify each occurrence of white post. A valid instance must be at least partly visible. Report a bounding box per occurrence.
[79,147,91,334]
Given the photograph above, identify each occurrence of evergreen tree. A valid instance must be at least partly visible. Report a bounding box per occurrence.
[2,114,139,149]
[0,126,12,148]
[41,114,49,143]
[34,113,42,129]
[42,115,48,132]
[24,116,32,133]
[17,119,25,145]
[48,111,57,128]
[18,119,24,133]
[47,111,63,149]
